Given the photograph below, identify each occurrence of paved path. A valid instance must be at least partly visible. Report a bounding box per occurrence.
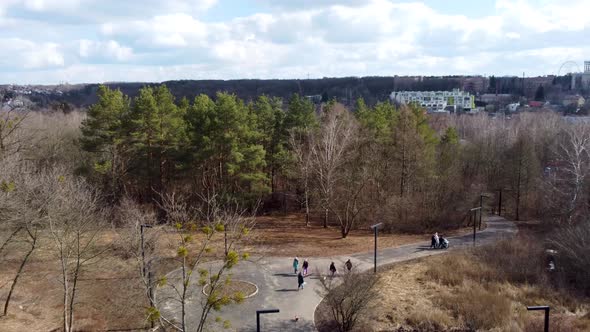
[158,215,517,332]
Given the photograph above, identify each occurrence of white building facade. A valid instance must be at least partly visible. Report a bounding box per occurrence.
[390,89,475,112]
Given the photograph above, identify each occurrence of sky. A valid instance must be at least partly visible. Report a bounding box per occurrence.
[0,0,589,84]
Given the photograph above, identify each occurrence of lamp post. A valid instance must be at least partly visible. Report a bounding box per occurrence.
[527,305,550,332]
[140,224,153,328]
[256,309,280,332]
[470,207,481,246]
[479,194,490,230]
[140,224,153,279]
[370,223,383,274]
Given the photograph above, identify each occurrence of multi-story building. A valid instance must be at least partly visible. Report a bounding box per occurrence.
[390,89,474,112]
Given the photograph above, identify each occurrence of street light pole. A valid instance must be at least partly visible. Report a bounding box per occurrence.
[527,306,550,332]
[479,194,490,230]
[256,309,280,332]
[470,207,481,246]
[140,224,153,280]
[370,223,383,274]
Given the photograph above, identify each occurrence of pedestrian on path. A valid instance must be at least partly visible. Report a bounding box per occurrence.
[297,272,304,290]
[293,257,299,274]
[302,259,309,276]
[434,232,439,249]
[329,262,336,277]
[345,259,352,271]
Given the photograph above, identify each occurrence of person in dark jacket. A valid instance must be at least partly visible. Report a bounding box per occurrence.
[345,259,352,271]
[329,262,337,276]
[297,272,305,290]
[302,259,309,276]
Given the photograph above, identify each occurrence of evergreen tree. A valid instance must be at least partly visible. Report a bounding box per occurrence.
[128,85,186,198]
[187,92,268,201]
[80,85,130,201]
[535,85,545,101]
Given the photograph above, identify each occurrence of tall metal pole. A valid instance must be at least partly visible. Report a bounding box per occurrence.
[473,210,476,245]
[479,194,489,230]
[141,225,146,278]
[256,309,280,332]
[498,189,502,216]
[470,208,480,246]
[374,227,377,274]
[527,306,550,332]
[370,223,382,274]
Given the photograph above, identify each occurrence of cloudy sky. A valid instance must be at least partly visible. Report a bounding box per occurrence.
[0,0,589,84]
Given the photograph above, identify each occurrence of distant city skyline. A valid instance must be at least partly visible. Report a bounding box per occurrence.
[0,0,588,84]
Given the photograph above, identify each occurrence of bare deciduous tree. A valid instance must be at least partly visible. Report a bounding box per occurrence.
[0,158,48,316]
[544,124,590,223]
[311,104,356,228]
[289,128,314,226]
[46,171,108,332]
[317,267,378,332]
[153,192,255,332]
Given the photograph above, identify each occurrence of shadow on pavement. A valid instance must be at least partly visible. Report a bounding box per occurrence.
[275,288,299,292]
[273,273,297,277]
[262,318,315,332]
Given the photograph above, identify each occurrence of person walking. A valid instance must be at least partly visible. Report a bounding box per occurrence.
[434,232,439,249]
[430,234,437,249]
[302,259,309,276]
[293,257,299,274]
[329,262,337,277]
[297,272,305,290]
[345,259,352,271]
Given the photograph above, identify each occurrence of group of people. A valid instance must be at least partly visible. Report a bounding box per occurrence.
[293,257,353,290]
[430,232,449,249]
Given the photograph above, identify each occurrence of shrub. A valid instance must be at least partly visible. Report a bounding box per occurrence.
[549,220,590,294]
[475,236,545,284]
[318,269,378,332]
[441,282,511,330]
[426,253,491,286]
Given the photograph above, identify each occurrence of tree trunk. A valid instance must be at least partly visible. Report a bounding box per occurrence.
[3,240,35,316]
[0,227,22,255]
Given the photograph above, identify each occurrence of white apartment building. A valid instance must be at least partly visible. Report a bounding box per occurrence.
[390,89,475,112]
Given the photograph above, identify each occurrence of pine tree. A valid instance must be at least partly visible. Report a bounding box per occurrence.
[128,85,186,198]
[80,85,130,200]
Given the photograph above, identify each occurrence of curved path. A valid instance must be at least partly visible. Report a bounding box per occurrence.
[158,215,517,331]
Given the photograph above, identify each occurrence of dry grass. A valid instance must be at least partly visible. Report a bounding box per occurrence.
[355,239,590,332]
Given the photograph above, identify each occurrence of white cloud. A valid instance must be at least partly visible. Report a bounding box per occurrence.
[22,0,82,11]
[79,39,133,61]
[1,0,590,84]
[0,38,64,69]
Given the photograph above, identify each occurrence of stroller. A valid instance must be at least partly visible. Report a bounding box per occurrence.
[438,237,449,249]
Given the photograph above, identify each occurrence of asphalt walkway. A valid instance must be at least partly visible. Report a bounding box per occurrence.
[158,215,517,331]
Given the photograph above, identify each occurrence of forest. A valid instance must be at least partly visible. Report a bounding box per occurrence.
[1,85,590,330]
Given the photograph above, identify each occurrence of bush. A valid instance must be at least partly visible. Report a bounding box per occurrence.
[441,282,511,330]
[318,269,378,332]
[549,220,590,294]
[475,236,546,284]
[426,253,492,286]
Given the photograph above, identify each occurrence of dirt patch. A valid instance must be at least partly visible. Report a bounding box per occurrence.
[203,280,257,298]
[247,213,473,257]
